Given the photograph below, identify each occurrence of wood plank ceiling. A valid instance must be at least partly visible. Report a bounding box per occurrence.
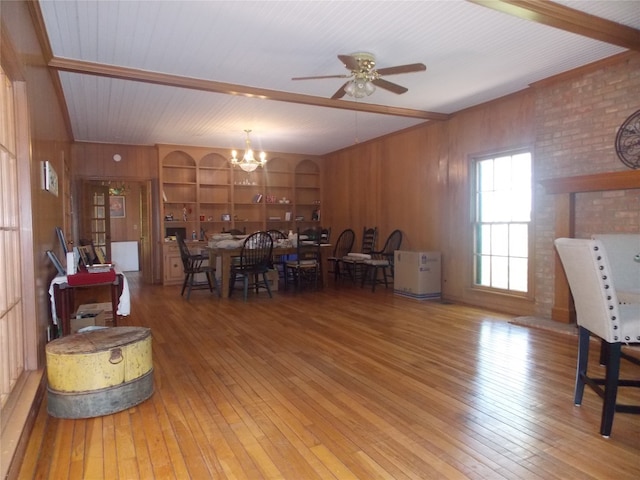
[31,0,640,155]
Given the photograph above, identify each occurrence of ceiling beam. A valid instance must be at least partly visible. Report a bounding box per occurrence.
[468,0,640,51]
[48,57,449,122]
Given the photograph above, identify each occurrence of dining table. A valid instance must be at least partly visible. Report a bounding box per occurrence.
[208,243,333,298]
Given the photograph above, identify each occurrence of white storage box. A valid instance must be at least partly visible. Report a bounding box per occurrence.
[393,251,441,300]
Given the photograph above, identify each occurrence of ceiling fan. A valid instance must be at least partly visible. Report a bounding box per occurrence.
[292,52,426,100]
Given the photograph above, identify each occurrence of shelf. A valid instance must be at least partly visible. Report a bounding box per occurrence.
[160,148,321,283]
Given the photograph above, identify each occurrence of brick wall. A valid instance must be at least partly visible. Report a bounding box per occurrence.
[533,52,640,317]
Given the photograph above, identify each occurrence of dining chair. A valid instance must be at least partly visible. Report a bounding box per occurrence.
[229,231,274,301]
[284,228,322,291]
[591,234,640,305]
[177,234,219,300]
[327,228,355,281]
[340,226,377,283]
[361,229,403,291]
[554,237,640,437]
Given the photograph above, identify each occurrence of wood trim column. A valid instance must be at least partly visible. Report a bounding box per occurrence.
[550,192,575,323]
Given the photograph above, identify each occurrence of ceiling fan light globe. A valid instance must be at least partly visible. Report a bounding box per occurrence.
[344,82,356,96]
[364,81,376,96]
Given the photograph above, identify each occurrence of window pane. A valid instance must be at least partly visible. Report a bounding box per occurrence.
[479,255,491,286]
[493,156,512,191]
[480,225,491,254]
[491,224,509,256]
[491,256,509,289]
[509,224,528,258]
[509,257,528,292]
[478,160,493,192]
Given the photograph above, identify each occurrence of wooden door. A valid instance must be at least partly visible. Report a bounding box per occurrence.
[81,182,111,260]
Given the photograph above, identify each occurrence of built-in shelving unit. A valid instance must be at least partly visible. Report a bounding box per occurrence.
[158,145,322,284]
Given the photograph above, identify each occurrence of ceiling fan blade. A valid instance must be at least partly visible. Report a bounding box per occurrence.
[292,74,350,80]
[372,78,408,95]
[338,54,360,71]
[331,82,349,100]
[375,63,426,76]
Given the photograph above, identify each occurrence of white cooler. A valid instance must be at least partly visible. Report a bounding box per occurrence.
[393,251,441,300]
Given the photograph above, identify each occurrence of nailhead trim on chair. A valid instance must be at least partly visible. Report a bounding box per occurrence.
[593,244,620,341]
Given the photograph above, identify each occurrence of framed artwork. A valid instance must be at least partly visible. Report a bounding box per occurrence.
[109,195,126,218]
[43,161,59,196]
[95,246,107,264]
[221,213,231,221]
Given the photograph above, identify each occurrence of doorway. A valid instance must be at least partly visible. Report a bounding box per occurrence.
[80,179,155,283]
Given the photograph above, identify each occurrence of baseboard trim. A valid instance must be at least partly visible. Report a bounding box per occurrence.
[1,369,46,480]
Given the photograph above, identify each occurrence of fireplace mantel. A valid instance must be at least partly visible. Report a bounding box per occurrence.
[541,169,640,323]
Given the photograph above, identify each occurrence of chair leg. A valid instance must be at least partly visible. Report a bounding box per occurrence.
[243,275,249,301]
[599,341,609,366]
[601,342,622,437]
[181,274,189,297]
[574,326,590,406]
[209,271,221,297]
[229,272,236,297]
[371,267,379,292]
[205,271,213,293]
[186,273,195,300]
[360,265,368,289]
[262,271,273,298]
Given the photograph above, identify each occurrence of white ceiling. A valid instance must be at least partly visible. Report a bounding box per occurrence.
[36,0,640,156]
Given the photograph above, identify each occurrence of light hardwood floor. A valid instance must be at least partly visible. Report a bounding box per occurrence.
[19,274,640,479]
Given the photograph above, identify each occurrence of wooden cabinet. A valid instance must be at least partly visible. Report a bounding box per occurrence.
[158,145,322,284]
[162,243,184,284]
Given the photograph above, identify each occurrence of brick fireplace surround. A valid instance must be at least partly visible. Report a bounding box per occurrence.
[541,169,640,323]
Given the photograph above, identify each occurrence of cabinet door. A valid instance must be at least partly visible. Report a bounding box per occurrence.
[163,246,184,284]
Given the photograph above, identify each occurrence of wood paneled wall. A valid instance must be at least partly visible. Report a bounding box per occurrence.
[323,121,448,253]
[72,142,158,179]
[322,91,535,314]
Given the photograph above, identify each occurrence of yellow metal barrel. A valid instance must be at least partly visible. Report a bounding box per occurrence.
[46,326,153,418]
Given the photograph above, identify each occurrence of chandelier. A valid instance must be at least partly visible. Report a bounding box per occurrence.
[230,129,267,172]
[102,181,128,195]
[344,74,376,98]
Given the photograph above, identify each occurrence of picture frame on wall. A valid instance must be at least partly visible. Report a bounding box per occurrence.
[43,161,59,196]
[109,195,126,218]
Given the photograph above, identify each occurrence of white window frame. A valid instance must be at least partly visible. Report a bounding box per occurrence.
[471,149,532,296]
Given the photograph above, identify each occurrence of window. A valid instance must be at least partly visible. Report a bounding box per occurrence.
[473,151,531,293]
[0,66,24,409]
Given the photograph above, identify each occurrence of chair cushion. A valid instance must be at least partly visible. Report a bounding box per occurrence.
[363,259,389,266]
[343,253,371,262]
[286,260,317,267]
[346,252,371,259]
